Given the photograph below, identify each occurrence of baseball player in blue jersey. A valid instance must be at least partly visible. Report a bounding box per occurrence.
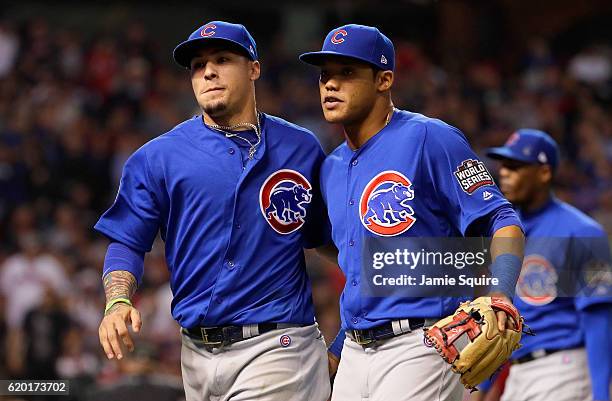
[95,21,331,401]
[300,24,526,401]
[481,129,612,401]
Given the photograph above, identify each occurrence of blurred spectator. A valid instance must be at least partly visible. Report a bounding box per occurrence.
[21,287,69,379]
[569,45,612,87]
[0,233,69,329]
[56,324,99,400]
[0,21,18,78]
[0,295,7,378]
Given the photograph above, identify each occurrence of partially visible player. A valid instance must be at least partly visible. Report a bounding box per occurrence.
[300,24,525,401]
[96,21,330,401]
[484,129,612,401]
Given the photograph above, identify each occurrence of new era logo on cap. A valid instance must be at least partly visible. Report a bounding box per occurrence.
[381,55,387,64]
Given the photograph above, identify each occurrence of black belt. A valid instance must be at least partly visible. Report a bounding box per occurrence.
[513,348,567,364]
[346,318,425,346]
[182,323,297,347]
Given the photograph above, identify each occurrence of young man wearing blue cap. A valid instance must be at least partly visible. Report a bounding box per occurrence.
[96,21,331,401]
[301,24,525,401]
[482,129,612,401]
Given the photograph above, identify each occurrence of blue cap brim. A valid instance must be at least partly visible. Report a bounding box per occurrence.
[173,37,255,69]
[486,147,535,164]
[299,51,383,70]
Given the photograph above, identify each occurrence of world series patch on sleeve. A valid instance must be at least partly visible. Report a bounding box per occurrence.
[453,159,494,194]
[423,296,526,391]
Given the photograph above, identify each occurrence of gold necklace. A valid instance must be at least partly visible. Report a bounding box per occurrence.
[208,112,262,160]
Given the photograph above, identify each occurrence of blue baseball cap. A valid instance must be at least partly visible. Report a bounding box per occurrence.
[299,24,394,71]
[486,129,560,170]
[173,21,258,69]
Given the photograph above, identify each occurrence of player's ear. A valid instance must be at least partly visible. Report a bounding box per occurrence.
[538,165,553,186]
[249,60,261,81]
[376,70,393,92]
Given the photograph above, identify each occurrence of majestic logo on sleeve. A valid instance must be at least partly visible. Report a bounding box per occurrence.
[260,169,312,234]
[516,255,558,305]
[454,159,494,194]
[360,171,416,236]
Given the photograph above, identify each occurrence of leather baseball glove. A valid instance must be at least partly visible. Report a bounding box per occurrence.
[423,296,525,391]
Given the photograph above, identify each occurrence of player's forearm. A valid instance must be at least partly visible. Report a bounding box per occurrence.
[102,241,145,314]
[490,225,524,260]
[103,270,138,314]
[489,225,524,299]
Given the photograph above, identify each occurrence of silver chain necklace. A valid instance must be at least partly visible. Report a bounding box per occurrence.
[208,112,262,160]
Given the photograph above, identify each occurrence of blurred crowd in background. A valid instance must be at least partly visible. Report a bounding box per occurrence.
[0,4,611,400]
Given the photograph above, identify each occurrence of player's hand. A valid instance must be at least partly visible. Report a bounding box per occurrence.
[98,303,142,360]
[488,293,516,332]
[327,351,340,380]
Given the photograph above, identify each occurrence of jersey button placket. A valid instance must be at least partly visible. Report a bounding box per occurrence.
[348,165,365,324]
[346,158,364,321]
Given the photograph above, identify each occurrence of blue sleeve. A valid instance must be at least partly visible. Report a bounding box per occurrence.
[465,204,524,237]
[94,148,162,252]
[328,329,345,359]
[582,304,612,401]
[478,377,493,392]
[422,121,512,235]
[303,145,332,248]
[103,241,145,286]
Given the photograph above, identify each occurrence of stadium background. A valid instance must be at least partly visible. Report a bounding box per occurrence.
[0,1,611,400]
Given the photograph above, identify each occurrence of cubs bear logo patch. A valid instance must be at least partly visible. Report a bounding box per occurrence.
[260,169,312,235]
[360,170,416,236]
[516,255,558,306]
[453,159,494,194]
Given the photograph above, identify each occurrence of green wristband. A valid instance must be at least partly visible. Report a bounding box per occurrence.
[104,297,132,314]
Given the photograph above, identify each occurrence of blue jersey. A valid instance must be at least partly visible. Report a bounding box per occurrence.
[95,114,328,328]
[320,109,512,330]
[512,198,612,359]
